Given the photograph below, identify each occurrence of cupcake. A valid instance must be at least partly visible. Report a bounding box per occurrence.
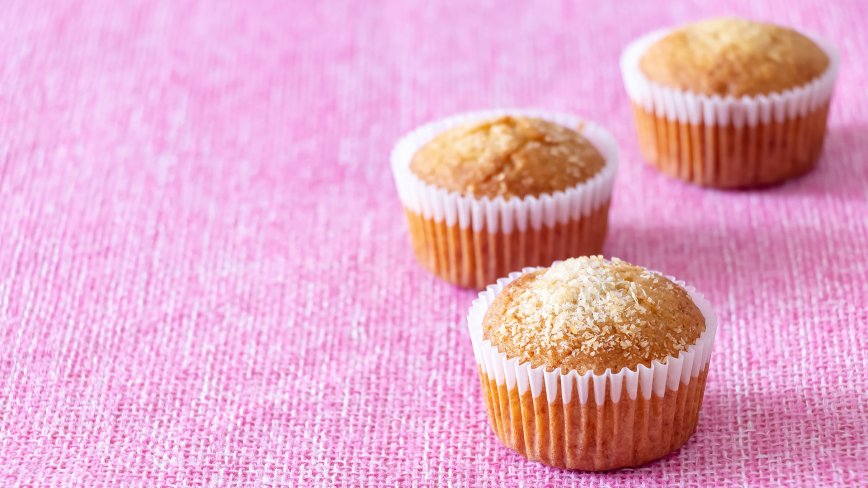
[621,17,839,188]
[391,110,619,289]
[467,257,717,470]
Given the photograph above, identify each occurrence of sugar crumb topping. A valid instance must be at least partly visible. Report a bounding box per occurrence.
[482,256,706,373]
[409,115,605,199]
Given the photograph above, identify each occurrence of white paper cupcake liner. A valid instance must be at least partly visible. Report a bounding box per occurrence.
[390,109,619,234]
[467,266,718,406]
[620,29,839,127]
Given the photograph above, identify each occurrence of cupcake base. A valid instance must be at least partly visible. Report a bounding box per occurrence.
[405,203,609,289]
[632,102,830,188]
[478,365,709,471]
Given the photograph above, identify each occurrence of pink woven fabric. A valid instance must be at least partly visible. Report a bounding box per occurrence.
[1,0,866,485]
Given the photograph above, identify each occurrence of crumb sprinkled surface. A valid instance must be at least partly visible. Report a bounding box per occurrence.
[482,256,706,374]
[409,115,605,199]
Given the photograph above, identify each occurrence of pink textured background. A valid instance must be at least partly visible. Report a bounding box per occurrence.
[0,0,866,485]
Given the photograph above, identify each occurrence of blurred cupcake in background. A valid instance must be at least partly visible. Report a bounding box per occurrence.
[391,110,619,289]
[621,17,839,188]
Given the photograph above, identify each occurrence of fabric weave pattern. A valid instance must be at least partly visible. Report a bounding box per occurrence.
[0,0,865,486]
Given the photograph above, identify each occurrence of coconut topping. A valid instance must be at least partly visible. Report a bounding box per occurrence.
[482,256,706,373]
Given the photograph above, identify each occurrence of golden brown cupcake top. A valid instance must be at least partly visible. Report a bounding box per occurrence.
[639,17,829,97]
[409,116,605,199]
[482,257,706,374]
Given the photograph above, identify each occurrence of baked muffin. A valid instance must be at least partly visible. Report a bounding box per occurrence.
[621,17,838,188]
[409,116,605,199]
[639,18,829,97]
[391,111,619,289]
[467,257,717,470]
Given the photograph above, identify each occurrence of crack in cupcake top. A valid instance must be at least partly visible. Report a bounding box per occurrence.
[409,115,605,199]
[482,256,706,374]
[639,17,829,97]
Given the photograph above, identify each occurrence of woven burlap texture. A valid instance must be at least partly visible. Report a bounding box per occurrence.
[0,0,865,486]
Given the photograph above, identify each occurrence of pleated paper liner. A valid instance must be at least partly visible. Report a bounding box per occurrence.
[620,29,839,188]
[391,110,619,289]
[467,267,718,471]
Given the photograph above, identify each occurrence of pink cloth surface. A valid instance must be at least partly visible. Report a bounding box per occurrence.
[0,0,866,485]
